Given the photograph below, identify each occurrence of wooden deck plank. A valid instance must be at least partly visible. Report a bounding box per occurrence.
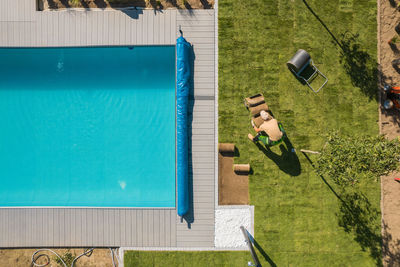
[129,209,135,246]
[170,210,177,246]
[159,210,166,246]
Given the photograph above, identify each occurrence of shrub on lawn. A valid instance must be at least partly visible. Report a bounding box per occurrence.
[316,133,400,186]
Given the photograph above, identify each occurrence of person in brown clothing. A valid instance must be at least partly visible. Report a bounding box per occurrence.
[248,110,285,146]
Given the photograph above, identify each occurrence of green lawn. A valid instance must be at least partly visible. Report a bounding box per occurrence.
[125,0,381,266]
[124,251,251,266]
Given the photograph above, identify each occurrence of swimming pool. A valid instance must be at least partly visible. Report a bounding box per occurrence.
[0,46,176,207]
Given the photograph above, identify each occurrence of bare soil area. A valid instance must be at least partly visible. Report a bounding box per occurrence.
[382,174,400,267]
[0,248,118,267]
[218,145,249,205]
[379,0,400,266]
[39,0,213,10]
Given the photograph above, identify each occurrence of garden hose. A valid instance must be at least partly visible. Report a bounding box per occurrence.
[31,247,119,267]
[31,249,67,267]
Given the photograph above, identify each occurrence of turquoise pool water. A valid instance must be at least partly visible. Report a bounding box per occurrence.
[0,46,176,207]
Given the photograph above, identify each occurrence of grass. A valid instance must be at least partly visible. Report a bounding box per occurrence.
[124,251,251,266]
[125,0,380,266]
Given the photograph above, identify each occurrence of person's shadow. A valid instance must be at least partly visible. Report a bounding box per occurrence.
[255,137,301,176]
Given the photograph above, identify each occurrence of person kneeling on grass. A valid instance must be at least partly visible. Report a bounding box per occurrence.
[248,110,286,146]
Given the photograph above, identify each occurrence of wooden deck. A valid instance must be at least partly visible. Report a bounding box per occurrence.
[0,1,215,247]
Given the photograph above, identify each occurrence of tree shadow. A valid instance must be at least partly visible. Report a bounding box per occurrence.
[184,1,192,9]
[396,24,400,35]
[41,0,213,11]
[392,58,400,74]
[166,0,212,9]
[389,0,397,8]
[165,0,192,10]
[165,0,178,7]
[43,0,147,9]
[148,0,163,10]
[41,0,145,19]
[382,221,400,266]
[182,42,196,227]
[337,191,382,266]
[200,0,212,9]
[46,0,70,9]
[254,137,301,177]
[92,0,108,8]
[93,0,146,9]
[302,0,379,101]
[302,152,382,266]
[339,32,379,101]
[380,68,400,128]
[302,0,342,48]
[389,42,400,55]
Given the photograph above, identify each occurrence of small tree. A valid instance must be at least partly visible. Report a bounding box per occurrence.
[316,133,400,186]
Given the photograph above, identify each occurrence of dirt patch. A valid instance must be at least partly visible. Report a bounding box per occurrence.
[379,0,400,266]
[0,248,118,267]
[380,0,400,138]
[39,0,214,10]
[382,174,400,267]
[218,144,249,205]
[379,1,400,89]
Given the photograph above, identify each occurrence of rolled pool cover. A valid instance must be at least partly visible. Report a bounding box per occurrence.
[176,36,191,216]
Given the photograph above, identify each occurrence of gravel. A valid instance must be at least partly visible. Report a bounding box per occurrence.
[215,207,253,248]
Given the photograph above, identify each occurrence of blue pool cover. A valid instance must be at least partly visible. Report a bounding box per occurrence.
[176,36,191,216]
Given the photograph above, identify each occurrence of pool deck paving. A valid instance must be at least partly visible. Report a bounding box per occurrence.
[0,0,216,248]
